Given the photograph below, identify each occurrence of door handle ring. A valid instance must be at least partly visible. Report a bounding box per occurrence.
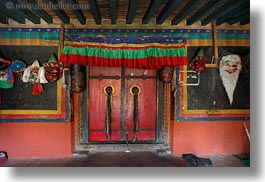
[103,84,115,95]
[129,85,141,96]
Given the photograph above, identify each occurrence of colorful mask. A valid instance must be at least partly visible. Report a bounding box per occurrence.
[0,58,13,89]
[28,67,39,84]
[22,59,46,95]
[43,54,63,82]
[0,69,13,89]
[43,63,63,82]
[23,60,40,84]
[190,49,207,73]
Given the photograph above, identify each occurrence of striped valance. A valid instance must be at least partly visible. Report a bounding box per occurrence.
[60,37,187,69]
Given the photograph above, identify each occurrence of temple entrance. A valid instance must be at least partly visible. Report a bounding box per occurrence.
[88,66,158,143]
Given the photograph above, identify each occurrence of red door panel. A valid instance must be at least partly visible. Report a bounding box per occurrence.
[88,66,121,142]
[124,68,157,141]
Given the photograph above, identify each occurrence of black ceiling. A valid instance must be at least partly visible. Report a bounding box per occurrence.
[0,0,250,26]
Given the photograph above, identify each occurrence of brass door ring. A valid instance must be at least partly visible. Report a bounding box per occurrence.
[104,85,115,95]
[130,85,141,96]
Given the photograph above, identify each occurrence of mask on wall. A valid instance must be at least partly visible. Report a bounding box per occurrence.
[28,67,39,84]
[22,59,46,95]
[43,54,63,83]
[0,58,26,89]
[219,54,242,105]
[0,58,13,89]
[190,49,207,73]
[22,60,47,84]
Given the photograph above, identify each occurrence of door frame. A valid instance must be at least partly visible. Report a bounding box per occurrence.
[73,66,167,151]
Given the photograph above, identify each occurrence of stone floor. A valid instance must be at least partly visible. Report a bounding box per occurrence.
[1,152,250,167]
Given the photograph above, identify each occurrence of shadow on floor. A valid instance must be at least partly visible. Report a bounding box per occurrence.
[2,152,249,167]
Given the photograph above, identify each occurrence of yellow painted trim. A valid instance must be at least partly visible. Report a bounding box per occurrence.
[187,40,250,47]
[0,110,59,115]
[56,80,62,114]
[182,65,188,111]
[64,41,185,47]
[183,109,249,115]
[205,63,218,68]
[218,40,250,46]
[0,39,57,46]
[187,40,212,46]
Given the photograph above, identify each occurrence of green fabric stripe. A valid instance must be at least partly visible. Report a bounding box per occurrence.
[0,32,4,38]
[0,32,59,40]
[217,32,250,40]
[237,33,244,40]
[0,81,13,89]
[20,32,30,39]
[201,33,210,39]
[15,32,20,39]
[218,33,226,40]
[62,46,187,59]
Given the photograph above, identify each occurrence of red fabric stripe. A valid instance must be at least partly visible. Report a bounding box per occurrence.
[60,54,187,69]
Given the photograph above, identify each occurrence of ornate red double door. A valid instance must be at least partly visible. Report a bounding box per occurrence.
[88,66,157,143]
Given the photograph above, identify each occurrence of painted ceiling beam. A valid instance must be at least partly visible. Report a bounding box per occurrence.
[227,11,250,25]
[11,0,41,24]
[171,0,205,25]
[89,0,101,25]
[239,15,250,25]
[17,0,53,24]
[42,0,70,24]
[216,4,249,26]
[201,0,249,26]
[109,0,117,25]
[186,0,222,26]
[0,14,8,24]
[142,0,161,24]
[19,9,41,24]
[156,0,181,25]
[126,0,138,24]
[0,3,25,23]
[66,0,86,25]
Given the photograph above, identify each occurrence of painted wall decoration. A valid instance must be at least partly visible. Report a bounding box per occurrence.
[0,46,70,122]
[175,46,250,121]
[0,28,250,46]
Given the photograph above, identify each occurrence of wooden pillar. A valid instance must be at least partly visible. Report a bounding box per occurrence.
[59,23,64,57]
[162,82,171,144]
[71,92,85,152]
[159,67,174,145]
[212,21,219,64]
